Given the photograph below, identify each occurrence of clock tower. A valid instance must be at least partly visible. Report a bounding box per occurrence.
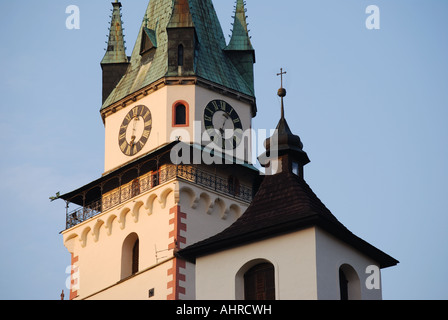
[59,0,259,300]
[100,0,256,174]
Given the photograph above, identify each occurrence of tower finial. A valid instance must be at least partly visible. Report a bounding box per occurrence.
[277,68,287,119]
[143,13,149,28]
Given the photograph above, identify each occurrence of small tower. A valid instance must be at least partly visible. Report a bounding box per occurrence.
[224,0,256,92]
[101,1,129,103]
[179,72,398,300]
[258,69,310,177]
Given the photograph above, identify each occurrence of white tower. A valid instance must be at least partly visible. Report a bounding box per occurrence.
[59,0,258,300]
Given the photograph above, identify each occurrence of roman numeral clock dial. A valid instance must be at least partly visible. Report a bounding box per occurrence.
[203,100,243,150]
[118,105,152,156]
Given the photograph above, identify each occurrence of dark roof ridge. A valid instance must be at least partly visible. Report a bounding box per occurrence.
[178,169,340,254]
[178,169,399,268]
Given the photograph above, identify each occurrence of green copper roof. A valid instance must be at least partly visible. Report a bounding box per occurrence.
[225,0,254,51]
[101,1,128,65]
[142,27,158,48]
[101,0,255,111]
[167,0,194,28]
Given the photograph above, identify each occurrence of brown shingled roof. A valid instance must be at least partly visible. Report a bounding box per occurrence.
[178,170,399,268]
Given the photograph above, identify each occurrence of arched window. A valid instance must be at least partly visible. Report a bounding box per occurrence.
[132,238,139,275]
[178,44,184,67]
[121,233,139,279]
[339,264,361,300]
[339,268,349,300]
[244,263,275,300]
[173,101,189,127]
[175,104,187,125]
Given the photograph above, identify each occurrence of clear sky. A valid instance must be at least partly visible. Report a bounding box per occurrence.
[0,0,447,300]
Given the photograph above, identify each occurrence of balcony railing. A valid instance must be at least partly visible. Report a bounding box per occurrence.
[65,165,253,229]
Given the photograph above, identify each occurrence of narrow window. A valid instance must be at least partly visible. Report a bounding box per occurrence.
[178,44,184,66]
[339,264,362,300]
[121,233,139,280]
[292,162,299,176]
[175,104,187,126]
[132,239,139,275]
[339,268,349,300]
[244,263,275,300]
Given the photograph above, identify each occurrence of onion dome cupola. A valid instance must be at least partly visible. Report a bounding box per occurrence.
[259,69,310,177]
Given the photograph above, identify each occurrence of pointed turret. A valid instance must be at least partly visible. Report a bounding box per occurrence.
[226,0,254,52]
[259,70,310,177]
[224,0,256,92]
[101,1,129,103]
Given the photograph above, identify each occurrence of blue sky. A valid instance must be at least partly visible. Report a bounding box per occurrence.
[0,0,447,300]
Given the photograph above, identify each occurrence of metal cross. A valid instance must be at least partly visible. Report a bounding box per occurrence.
[143,13,149,28]
[277,68,287,88]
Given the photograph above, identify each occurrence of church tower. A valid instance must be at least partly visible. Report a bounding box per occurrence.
[57,1,397,301]
[178,79,399,300]
[59,0,259,300]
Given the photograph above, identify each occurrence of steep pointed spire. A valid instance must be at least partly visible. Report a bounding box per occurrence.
[226,0,253,51]
[101,1,128,65]
[224,0,256,95]
[100,1,130,104]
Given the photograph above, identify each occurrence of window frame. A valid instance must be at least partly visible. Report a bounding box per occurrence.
[243,262,276,300]
[172,101,189,127]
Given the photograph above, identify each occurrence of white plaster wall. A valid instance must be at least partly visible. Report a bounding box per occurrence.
[178,181,249,247]
[195,228,319,300]
[85,259,173,300]
[62,182,177,300]
[176,180,250,300]
[314,227,383,300]
[62,176,252,300]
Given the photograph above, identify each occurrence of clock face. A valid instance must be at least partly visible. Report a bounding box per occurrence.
[118,105,152,157]
[203,100,243,150]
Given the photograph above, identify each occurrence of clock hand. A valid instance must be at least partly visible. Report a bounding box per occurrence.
[220,114,230,129]
[130,116,139,146]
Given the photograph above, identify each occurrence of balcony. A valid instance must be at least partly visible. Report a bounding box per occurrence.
[65,165,253,229]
